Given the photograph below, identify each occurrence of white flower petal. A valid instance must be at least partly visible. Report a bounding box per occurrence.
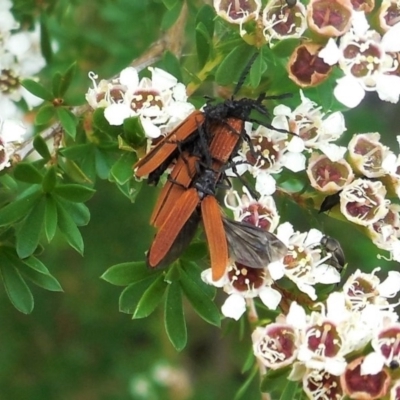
[318,38,341,65]
[104,103,132,125]
[149,67,177,91]
[1,119,27,142]
[267,260,285,280]
[378,271,400,298]
[255,172,276,196]
[381,22,400,52]
[287,136,305,153]
[376,74,400,104]
[221,294,246,320]
[361,352,385,375]
[324,358,347,376]
[352,11,370,36]
[259,287,281,310]
[286,302,307,330]
[314,264,341,284]
[318,143,347,162]
[282,152,306,172]
[119,67,139,89]
[334,76,365,108]
[140,118,161,139]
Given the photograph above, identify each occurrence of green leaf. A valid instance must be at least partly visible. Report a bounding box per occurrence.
[110,152,137,185]
[0,253,34,314]
[4,251,63,292]
[13,162,43,184]
[260,367,291,394]
[249,48,267,88]
[33,135,51,161]
[271,38,301,58]
[0,189,42,226]
[101,261,157,286]
[181,242,208,262]
[54,184,96,202]
[59,159,93,184]
[195,5,215,68]
[161,0,183,30]
[59,62,76,97]
[21,79,53,101]
[39,17,52,64]
[56,199,90,226]
[35,104,55,125]
[56,108,78,139]
[162,51,183,82]
[119,276,159,314]
[133,274,168,319]
[95,148,116,180]
[234,367,258,400]
[44,195,58,242]
[180,260,215,299]
[52,72,63,98]
[16,198,46,258]
[165,281,187,351]
[59,143,93,160]
[42,166,57,193]
[115,177,143,202]
[162,0,178,10]
[279,380,299,400]
[56,201,84,254]
[180,269,221,327]
[215,45,257,87]
[92,108,122,137]
[122,116,146,147]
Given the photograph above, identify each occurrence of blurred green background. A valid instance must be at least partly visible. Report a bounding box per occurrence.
[3,0,399,399]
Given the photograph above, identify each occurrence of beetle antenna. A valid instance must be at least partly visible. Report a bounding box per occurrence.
[233,52,259,97]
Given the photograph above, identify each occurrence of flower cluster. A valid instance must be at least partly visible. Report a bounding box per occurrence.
[86,66,195,139]
[252,269,400,400]
[214,0,400,108]
[0,1,45,120]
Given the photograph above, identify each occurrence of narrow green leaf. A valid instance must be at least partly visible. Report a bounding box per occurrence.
[133,275,167,319]
[16,198,46,258]
[180,260,215,299]
[249,48,266,88]
[279,380,299,400]
[165,281,187,351]
[42,166,57,193]
[13,162,43,184]
[162,0,178,10]
[161,0,183,30]
[53,184,95,202]
[59,62,76,97]
[110,152,137,185]
[35,104,55,125]
[39,18,52,64]
[0,254,34,314]
[95,148,115,179]
[33,135,51,161]
[56,198,90,226]
[56,201,84,254]
[56,108,77,139]
[4,251,63,292]
[195,5,215,68]
[58,159,93,184]
[162,51,183,82]
[234,367,258,400]
[119,276,159,314]
[180,269,221,327]
[0,189,41,226]
[44,195,58,242]
[59,143,93,160]
[52,72,63,98]
[92,108,122,137]
[21,79,53,101]
[215,45,256,86]
[122,116,146,147]
[101,261,156,286]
